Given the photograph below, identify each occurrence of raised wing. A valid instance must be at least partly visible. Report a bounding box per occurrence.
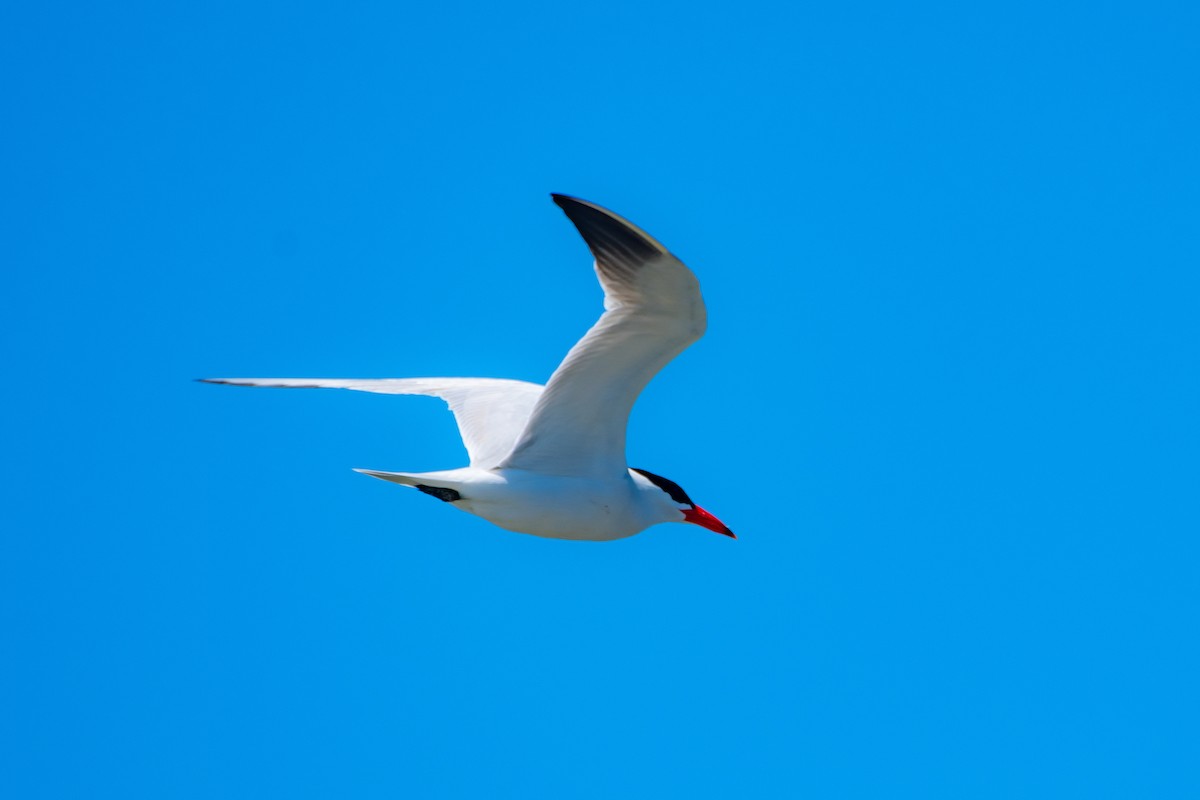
[200,377,543,468]
[499,195,706,479]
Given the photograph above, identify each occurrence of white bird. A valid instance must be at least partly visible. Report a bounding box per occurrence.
[203,194,733,541]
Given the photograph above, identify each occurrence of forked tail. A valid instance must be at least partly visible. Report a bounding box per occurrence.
[354,469,463,502]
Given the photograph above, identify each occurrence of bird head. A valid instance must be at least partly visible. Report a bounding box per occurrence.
[631,468,735,539]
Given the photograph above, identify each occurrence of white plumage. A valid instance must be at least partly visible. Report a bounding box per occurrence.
[203,194,732,541]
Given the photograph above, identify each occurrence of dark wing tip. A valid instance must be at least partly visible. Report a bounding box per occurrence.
[197,378,257,387]
[549,194,669,276]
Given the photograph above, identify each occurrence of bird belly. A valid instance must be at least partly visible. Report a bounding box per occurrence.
[457,471,648,541]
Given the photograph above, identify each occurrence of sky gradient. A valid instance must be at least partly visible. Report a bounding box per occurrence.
[3,1,1198,797]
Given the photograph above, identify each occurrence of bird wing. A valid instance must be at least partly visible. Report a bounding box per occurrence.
[498,195,707,479]
[199,377,543,468]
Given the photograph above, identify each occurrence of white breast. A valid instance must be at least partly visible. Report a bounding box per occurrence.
[453,469,681,541]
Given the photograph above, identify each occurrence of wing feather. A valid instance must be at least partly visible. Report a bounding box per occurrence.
[499,195,706,479]
[199,377,542,468]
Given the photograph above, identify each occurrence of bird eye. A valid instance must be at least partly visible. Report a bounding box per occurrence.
[631,468,694,506]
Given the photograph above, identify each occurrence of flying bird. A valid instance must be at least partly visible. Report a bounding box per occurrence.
[203,194,733,541]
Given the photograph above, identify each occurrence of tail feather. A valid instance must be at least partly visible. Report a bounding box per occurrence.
[354,468,423,486]
[353,469,464,502]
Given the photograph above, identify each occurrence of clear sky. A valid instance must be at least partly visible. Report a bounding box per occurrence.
[3,1,1198,797]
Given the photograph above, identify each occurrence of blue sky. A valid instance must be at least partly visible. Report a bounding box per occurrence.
[3,1,1198,797]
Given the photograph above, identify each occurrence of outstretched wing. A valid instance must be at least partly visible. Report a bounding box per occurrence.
[499,195,706,479]
[200,377,543,468]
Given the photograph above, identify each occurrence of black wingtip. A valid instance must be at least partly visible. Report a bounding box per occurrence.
[550,192,579,208]
[548,193,668,267]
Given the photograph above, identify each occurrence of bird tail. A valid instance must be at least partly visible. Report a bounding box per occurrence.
[353,469,465,503]
[354,468,424,486]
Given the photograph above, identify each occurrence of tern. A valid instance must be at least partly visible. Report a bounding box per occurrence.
[203,194,733,541]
